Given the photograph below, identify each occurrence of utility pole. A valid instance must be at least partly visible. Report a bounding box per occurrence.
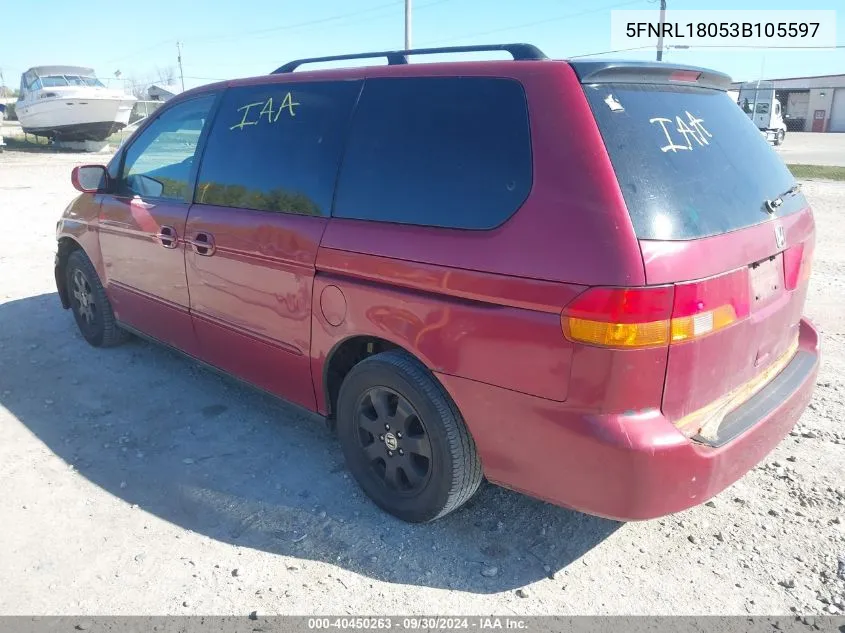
[176,41,185,92]
[405,0,412,50]
[656,0,667,61]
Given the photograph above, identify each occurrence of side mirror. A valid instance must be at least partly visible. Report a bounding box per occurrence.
[71,165,108,193]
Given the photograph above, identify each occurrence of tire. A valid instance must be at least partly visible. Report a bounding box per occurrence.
[336,350,482,523]
[775,129,785,146]
[65,250,129,347]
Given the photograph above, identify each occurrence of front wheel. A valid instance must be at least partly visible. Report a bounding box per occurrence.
[336,350,482,522]
[775,129,786,146]
[66,250,129,347]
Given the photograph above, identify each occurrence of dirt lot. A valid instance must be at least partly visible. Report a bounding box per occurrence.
[0,150,843,616]
[774,132,845,167]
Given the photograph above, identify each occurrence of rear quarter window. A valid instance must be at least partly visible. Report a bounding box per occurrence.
[333,77,532,230]
[584,83,800,240]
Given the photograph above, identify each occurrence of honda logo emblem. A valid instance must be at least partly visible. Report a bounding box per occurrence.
[775,224,785,249]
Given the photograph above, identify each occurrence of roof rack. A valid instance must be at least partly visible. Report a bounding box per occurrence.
[272,43,547,74]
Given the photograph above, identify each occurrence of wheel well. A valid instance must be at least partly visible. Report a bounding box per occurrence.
[55,238,81,309]
[324,336,400,423]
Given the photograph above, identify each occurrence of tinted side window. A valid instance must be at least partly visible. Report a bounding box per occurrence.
[333,77,532,230]
[119,94,215,201]
[195,81,361,216]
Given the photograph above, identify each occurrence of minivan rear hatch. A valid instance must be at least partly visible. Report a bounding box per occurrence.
[576,62,814,441]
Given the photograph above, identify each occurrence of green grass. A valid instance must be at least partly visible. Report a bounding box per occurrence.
[787,164,845,181]
[2,136,57,151]
[106,131,130,147]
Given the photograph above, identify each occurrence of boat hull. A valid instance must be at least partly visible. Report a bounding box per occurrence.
[21,120,129,142]
[18,96,135,142]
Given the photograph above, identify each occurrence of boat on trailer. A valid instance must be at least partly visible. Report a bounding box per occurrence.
[15,66,136,142]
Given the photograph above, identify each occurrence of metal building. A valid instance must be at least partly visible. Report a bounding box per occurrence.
[730,74,845,133]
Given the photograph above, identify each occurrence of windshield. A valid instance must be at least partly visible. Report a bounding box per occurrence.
[38,75,104,88]
[66,75,104,87]
[584,83,802,240]
[41,76,68,87]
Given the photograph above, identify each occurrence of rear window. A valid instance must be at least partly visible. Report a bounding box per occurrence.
[584,83,800,240]
[333,77,532,230]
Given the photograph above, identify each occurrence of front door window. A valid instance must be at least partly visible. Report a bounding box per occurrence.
[119,94,215,202]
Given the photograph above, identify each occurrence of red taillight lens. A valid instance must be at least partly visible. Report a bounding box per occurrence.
[669,70,701,82]
[670,268,749,342]
[784,241,813,290]
[562,269,750,349]
[801,249,813,284]
[561,287,674,348]
[783,244,804,290]
[562,287,674,324]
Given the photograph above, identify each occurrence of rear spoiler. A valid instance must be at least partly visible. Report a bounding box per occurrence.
[569,60,732,91]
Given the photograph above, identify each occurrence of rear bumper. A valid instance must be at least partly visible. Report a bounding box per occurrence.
[438,317,820,521]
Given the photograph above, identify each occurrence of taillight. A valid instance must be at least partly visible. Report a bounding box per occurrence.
[783,244,804,290]
[669,70,701,82]
[799,243,813,284]
[784,242,813,290]
[670,269,750,342]
[801,252,813,283]
[561,287,673,348]
[562,269,750,349]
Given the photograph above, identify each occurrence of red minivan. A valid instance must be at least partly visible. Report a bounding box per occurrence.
[55,44,819,523]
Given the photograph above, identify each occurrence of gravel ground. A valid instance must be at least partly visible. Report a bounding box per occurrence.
[774,133,845,168]
[0,149,843,616]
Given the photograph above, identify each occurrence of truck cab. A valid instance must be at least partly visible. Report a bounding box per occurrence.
[739,81,787,145]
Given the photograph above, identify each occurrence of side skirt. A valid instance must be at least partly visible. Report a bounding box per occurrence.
[116,320,329,429]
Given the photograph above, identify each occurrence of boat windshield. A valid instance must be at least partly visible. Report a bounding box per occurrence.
[67,75,105,87]
[39,75,105,88]
[40,76,69,87]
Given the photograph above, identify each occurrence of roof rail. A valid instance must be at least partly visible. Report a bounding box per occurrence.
[272,43,548,74]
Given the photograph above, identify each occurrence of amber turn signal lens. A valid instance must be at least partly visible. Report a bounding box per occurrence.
[563,317,670,348]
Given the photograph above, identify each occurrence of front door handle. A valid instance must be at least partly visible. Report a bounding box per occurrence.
[156,225,178,249]
[188,232,216,256]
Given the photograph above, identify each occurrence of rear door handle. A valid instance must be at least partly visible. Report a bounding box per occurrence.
[188,231,216,256]
[156,225,178,249]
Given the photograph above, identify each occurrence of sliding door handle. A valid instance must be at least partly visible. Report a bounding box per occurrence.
[187,232,216,256]
[156,225,178,249]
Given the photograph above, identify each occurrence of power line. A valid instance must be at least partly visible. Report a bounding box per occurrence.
[186,0,404,46]
[101,1,417,68]
[198,0,454,69]
[418,0,642,46]
[569,45,654,58]
[206,0,454,48]
[182,76,229,81]
[666,44,845,50]
[104,39,173,66]
[568,43,845,59]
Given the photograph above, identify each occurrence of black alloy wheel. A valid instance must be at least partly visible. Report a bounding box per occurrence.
[355,386,433,495]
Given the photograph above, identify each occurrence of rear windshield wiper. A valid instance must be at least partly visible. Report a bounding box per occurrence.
[765,183,802,214]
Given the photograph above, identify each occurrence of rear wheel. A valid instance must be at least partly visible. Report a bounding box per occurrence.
[336,350,482,522]
[66,250,128,347]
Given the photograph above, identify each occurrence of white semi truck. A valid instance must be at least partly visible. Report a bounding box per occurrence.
[736,80,787,145]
